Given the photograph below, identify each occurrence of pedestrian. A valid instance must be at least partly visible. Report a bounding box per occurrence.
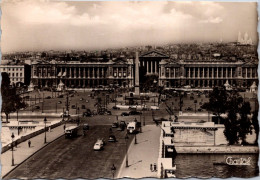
[154,163,157,172]
[64,124,66,131]
[150,164,153,172]
[15,141,18,148]
[28,140,31,148]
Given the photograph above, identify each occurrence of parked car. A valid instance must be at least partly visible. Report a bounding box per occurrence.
[129,111,142,115]
[108,135,116,142]
[117,121,126,131]
[198,108,203,112]
[72,105,76,109]
[151,106,160,110]
[112,122,119,128]
[58,101,62,104]
[83,123,89,130]
[121,112,129,116]
[46,96,51,99]
[105,111,112,115]
[80,98,84,101]
[58,95,64,98]
[82,105,86,109]
[35,105,40,109]
[185,107,193,111]
[93,139,104,150]
[112,106,120,110]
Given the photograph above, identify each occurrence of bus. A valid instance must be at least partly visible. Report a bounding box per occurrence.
[127,122,137,134]
[65,125,79,138]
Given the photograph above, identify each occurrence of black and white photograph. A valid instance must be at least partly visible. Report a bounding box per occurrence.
[0,0,259,179]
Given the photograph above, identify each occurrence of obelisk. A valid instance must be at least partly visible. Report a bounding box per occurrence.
[134,51,140,95]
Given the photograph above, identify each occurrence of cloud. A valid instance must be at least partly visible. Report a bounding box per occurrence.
[1,0,257,52]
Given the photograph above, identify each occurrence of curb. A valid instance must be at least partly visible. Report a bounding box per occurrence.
[116,135,135,179]
[2,132,65,179]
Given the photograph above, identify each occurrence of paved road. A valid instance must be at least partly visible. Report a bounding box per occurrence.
[4,125,133,179]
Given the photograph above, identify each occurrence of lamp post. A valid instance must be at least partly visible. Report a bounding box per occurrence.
[44,117,47,143]
[11,133,15,166]
[125,134,129,167]
[17,109,20,136]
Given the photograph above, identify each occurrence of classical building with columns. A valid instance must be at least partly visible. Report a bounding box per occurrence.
[30,49,258,90]
[159,59,258,88]
[31,59,134,89]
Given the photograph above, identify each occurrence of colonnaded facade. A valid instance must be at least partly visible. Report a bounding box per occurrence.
[31,59,134,89]
[31,50,258,90]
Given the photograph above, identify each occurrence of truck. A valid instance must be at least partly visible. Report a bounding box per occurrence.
[64,125,79,138]
[127,122,137,134]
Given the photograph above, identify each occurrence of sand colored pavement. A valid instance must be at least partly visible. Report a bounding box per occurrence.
[1,125,65,178]
[117,125,161,178]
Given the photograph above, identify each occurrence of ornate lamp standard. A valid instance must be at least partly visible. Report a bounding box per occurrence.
[44,117,47,143]
[125,134,129,167]
[11,133,15,166]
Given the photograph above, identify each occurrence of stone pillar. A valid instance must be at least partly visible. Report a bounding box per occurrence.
[97,68,100,78]
[169,68,171,78]
[217,68,219,78]
[79,67,81,78]
[250,68,253,78]
[193,67,195,78]
[102,68,104,78]
[231,68,232,78]
[188,68,191,78]
[174,68,176,78]
[198,68,200,78]
[203,68,205,78]
[83,68,86,78]
[151,61,153,74]
[207,67,209,78]
[70,68,72,78]
[88,68,90,78]
[221,67,224,78]
[92,67,95,78]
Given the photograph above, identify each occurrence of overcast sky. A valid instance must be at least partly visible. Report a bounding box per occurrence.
[1,0,258,53]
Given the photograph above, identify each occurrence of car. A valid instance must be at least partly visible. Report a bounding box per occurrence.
[112,122,119,128]
[60,112,70,118]
[35,105,40,109]
[121,112,129,116]
[105,111,112,115]
[108,135,116,142]
[198,108,203,112]
[58,95,64,98]
[71,105,76,109]
[86,100,89,103]
[82,105,86,109]
[69,94,74,97]
[58,101,62,104]
[83,123,89,130]
[151,106,160,110]
[80,98,84,101]
[93,139,104,150]
[46,96,51,99]
[112,106,120,110]
[129,111,142,115]
[185,107,193,111]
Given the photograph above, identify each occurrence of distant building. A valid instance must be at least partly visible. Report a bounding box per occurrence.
[0,61,31,86]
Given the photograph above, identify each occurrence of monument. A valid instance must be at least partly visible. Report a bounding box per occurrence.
[134,51,140,95]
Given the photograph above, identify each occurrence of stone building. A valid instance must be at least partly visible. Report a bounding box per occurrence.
[31,59,134,89]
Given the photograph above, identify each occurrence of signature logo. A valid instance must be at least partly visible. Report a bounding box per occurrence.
[226,157,251,166]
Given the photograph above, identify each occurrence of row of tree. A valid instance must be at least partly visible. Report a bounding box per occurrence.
[202,87,259,145]
[1,72,26,122]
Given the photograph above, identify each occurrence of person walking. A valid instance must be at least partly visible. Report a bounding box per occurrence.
[150,164,153,172]
[28,140,31,148]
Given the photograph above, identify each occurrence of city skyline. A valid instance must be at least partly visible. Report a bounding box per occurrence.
[1,0,258,53]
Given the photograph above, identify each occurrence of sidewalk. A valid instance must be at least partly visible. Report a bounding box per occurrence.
[1,125,65,178]
[117,125,161,178]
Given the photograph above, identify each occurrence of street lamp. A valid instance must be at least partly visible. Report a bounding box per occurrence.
[11,133,15,166]
[111,164,116,179]
[44,117,47,143]
[125,134,129,167]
